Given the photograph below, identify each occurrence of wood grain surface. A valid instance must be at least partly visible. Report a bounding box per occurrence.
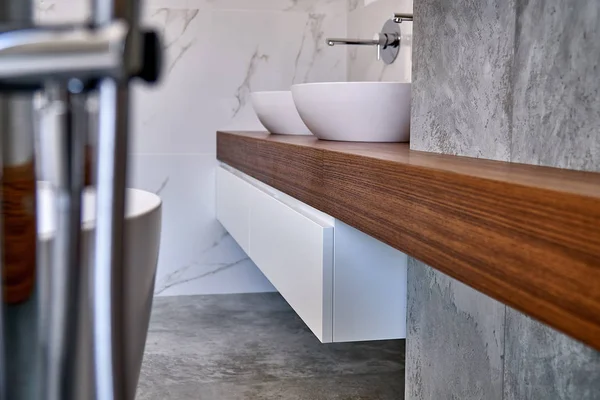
[2,160,37,304]
[217,131,600,350]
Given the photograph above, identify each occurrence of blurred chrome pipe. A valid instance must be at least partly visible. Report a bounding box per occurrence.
[92,0,142,398]
[93,78,129,400]
[42,86,86,400]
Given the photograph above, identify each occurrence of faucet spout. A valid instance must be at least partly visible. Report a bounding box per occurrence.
[326,38,382,47]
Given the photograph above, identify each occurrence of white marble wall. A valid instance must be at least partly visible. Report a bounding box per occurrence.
[35,0,347,296]
[347,0,412,82]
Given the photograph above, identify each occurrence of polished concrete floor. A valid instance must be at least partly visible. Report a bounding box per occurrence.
[136,293,405,400]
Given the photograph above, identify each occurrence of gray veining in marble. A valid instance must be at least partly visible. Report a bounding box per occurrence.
[152,230,249,295]
[154,257,250,295]
[153,177,170,195]
[347,0,360,13]
[137,293,405,400]
[409,0,600,398]
[232,49,270,117]
[410,0,515,161]
[153,8,200,48]
[151,9,201,74]
[292,13,326,83]
[405,258,505,400]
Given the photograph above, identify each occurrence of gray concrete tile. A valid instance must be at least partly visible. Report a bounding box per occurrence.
[510,0,600,171]
[410,0,515,161]
[405,258,505,400]
[503,308,600,400]
[137,293,404,399]
[138,373,404,400]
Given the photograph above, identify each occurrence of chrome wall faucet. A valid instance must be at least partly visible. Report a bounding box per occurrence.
[326,14,413,65]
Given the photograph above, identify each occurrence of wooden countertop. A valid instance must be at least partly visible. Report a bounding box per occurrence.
[217,131,600,350]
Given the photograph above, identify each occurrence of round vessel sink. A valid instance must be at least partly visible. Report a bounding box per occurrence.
[251,91,312,135]
[291,82,411,142]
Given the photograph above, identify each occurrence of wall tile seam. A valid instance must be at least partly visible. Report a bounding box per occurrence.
[507,0,519,166]
[500,302,508,400]
[501,7,518,399]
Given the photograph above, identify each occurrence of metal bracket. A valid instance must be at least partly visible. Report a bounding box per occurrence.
[0,23,161,92]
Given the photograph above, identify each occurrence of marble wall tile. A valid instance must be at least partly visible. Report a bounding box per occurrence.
[131,8,217,154]
[290,0,347,84]
[410,0,515,160]
[406,258,505,400]
[35,0,341,17]
[347,0,361,13]
[34,0,89,23]
[128,153,275,296]
[133,1,346,151]
[206,4,346,132]
[347,0,412,83]
[510,0,600,171]
[35,0,347,154]
[146,0,345,12]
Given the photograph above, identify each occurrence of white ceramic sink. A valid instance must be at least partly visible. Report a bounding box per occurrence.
[291,82,411,142]
[251,91,312,135]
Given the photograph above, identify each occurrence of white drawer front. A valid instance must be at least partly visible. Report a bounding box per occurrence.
[249,187,334,342]
[216,167,251,254]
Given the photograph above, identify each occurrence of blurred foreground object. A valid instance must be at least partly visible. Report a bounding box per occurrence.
[0,0,161,398]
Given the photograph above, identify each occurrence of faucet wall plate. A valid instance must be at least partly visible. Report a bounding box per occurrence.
[379,19,401,65]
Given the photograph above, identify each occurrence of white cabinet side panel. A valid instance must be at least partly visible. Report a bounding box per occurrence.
[333,220,407,342]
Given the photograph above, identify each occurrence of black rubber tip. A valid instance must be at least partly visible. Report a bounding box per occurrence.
[137,30,162,84]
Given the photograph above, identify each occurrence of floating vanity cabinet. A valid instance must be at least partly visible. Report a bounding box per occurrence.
[216,164,407,343]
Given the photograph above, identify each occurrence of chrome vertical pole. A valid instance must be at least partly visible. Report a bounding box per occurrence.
[42,85,86,400]
[92,1,142,399]
[92,79,129,400]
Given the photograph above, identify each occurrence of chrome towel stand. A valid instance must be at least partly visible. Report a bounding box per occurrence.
[0,0,161,399]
